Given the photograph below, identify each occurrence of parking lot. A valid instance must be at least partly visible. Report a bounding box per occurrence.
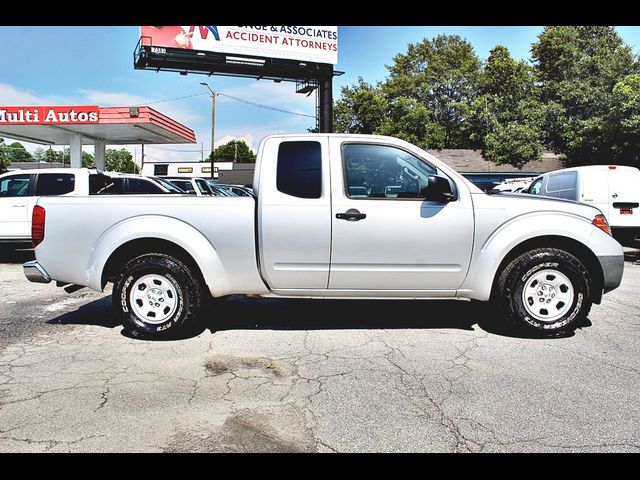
[1,247,639,453]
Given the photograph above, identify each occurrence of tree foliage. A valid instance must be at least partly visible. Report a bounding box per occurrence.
[209,139,256,163]
[3,141,33,163]
[0,139,9,174]
[106,148,138,173]
[334,27,640,170]
[531,26,638,166]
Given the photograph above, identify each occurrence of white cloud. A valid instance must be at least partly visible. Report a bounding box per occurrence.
[0,83,66,105]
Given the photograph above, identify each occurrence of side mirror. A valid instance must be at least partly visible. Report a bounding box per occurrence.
[422,175,455,202]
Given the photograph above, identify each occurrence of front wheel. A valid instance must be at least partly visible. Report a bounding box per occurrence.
[494,248,593,334]
[113,253,205,338]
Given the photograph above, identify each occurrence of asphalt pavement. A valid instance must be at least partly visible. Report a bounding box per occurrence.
[0,248,639,452]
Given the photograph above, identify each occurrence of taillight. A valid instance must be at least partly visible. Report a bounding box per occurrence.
[592,214,611,236]
[32,205,46,248]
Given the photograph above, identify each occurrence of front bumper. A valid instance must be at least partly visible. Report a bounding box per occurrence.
[598,255,624,294]
[23,261,51,284]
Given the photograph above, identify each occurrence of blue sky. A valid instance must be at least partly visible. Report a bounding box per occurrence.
[1,25,640,163]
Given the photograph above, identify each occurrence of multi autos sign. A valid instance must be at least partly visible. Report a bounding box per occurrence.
[140,26,338,65]
[0,106,99,125]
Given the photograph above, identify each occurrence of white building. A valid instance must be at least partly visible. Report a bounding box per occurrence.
[141,161,233,179]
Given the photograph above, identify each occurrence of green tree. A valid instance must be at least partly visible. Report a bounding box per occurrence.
[531,26,638,165]
[106,148,138,173]
[383,34,482,148]
[607,73,640,166]
[468,45,544,167]
[209,139,256,163]
[4,141,33,163]
[334,77,387,134]
[0,139,10,174]
[378,96,445,149]
[81,151,95,168]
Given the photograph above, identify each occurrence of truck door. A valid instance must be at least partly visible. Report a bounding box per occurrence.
[0,173,35,240]
[328,140,474,293]
[257,137,331,289]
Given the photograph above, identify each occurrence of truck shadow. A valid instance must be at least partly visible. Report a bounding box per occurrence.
[0,246,34,264]
[47,295,590,340]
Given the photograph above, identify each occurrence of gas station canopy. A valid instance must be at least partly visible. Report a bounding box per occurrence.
[0,105,196,169]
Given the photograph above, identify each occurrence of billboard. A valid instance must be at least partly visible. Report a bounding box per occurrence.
[140,26,338,65]
[0,106,99,125]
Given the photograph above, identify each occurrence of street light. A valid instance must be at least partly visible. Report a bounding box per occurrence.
[200,82,216,179]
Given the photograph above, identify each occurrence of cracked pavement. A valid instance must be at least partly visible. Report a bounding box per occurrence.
[1,248,640,452]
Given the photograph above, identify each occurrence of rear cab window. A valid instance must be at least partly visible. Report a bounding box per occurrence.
[35,173,75,196]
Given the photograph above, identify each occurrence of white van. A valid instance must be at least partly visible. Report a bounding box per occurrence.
[528,165,640,247]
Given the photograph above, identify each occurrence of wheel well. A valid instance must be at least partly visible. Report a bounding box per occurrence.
[102,238,208,292]
[492,235,604,304]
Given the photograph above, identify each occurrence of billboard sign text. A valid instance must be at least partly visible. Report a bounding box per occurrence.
[140,26,338,65]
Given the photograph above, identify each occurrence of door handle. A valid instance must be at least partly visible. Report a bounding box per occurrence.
[12,204,26,208]
[336,208,366,221]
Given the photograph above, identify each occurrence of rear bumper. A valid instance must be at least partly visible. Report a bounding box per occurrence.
[598,255,624,293]
[23,261,51,284]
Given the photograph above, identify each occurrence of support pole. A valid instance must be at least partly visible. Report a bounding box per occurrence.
[319,73,333,133]
[69,134,83,168]
[94,140,106,171]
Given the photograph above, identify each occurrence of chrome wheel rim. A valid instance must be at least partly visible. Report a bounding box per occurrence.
[522,269,574,322]
[129,274,179,324]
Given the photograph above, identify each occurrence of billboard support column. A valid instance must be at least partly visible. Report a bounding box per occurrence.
[69,134,83,168]
[319,73,333,134]
[94,140,105,171]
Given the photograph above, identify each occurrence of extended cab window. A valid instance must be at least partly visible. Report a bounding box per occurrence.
[126,178,165,194]
[0,174,31,197]
[35,173,75,196]
[276,141,322,199]
[343,144,436,199]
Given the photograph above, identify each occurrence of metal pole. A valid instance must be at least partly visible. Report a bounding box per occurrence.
[319,74,333,133]
[141,143,145,174]
[201,82,216,179]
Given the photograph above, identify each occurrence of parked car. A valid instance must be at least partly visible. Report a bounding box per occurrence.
[490,178,533,193]
[97,173,176,195]
[150,177,188,194]
[162,177,215,196]
[526,165,640,247]
[24,134,623,338]
[0,168,111,245]
[202,180,238,197]
[226,184,254,196]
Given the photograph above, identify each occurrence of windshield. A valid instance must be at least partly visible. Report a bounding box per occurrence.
[153,177,186,193]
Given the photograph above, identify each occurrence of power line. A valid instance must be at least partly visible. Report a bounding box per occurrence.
[217,92,315,118]
[139,92,210,106]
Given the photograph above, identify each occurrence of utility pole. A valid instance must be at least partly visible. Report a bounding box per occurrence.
[200,82,217,179]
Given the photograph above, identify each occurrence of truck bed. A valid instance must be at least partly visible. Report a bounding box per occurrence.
[35,195,268,296]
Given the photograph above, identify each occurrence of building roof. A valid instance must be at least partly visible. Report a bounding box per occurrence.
[0,106,195,146]
[426,149,564,174]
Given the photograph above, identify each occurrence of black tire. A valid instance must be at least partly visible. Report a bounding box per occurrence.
[112,253,205,338]
[494,248,592,334]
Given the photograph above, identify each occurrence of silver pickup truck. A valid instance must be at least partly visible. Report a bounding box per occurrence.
[24,134,624,337]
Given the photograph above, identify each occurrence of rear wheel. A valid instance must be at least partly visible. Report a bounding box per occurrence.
[494,248,592,334]
[113,253,205,338]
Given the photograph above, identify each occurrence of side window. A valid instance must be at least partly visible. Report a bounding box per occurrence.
[0,174,32,197]
[195,179,212,195]
[35,173,75,196]
[172,180,196,194]
[528,177,544,195]
[545,171,578,200]
[126,178,164,194]
[342,143,436,199]
[276,141,322,199]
